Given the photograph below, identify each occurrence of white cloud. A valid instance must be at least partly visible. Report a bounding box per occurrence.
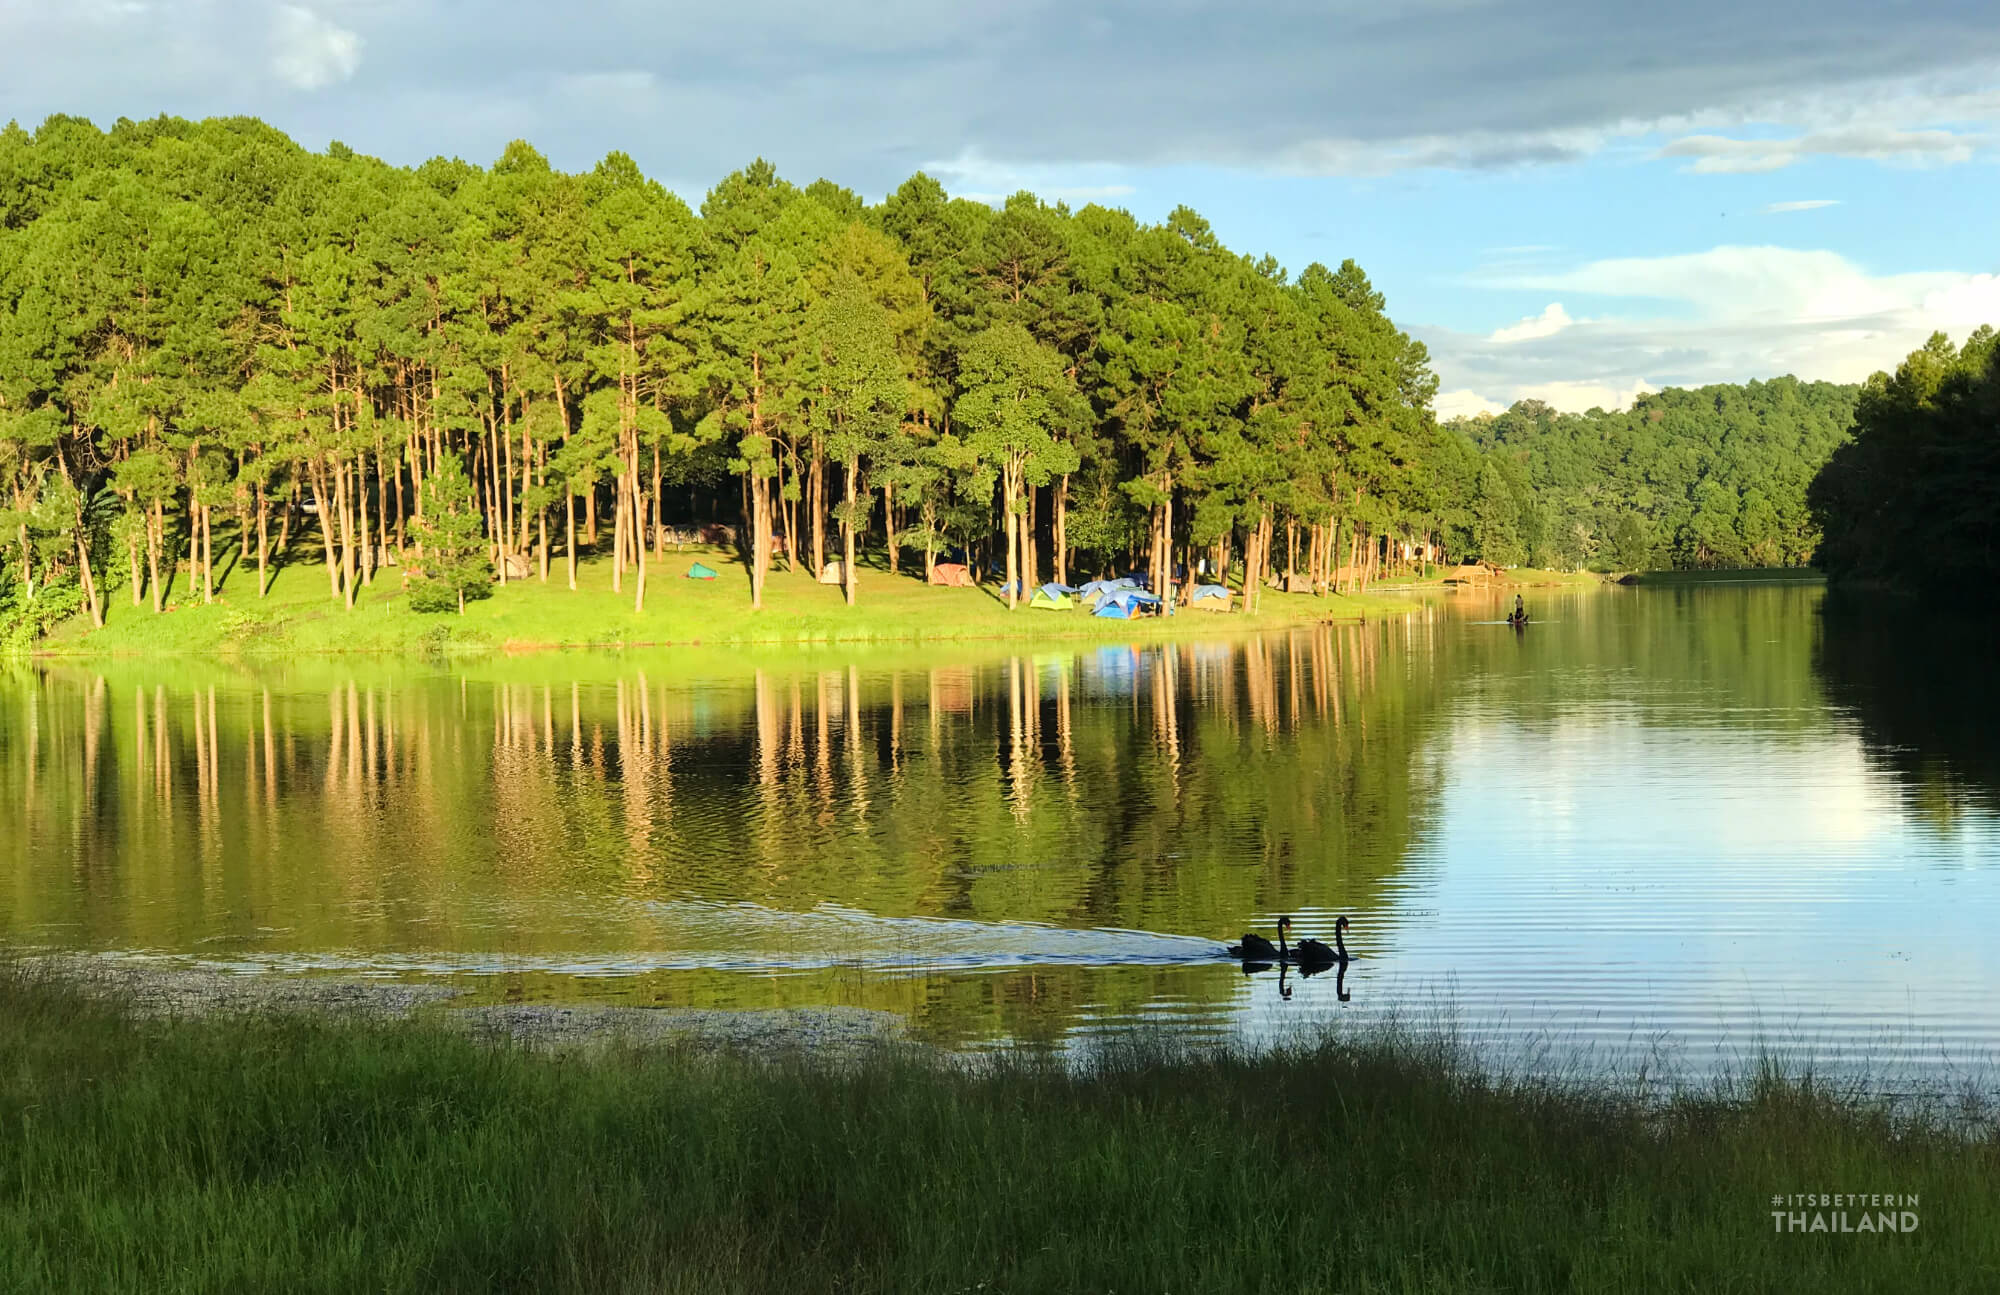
[1434,389,1508,419]
[1489,302,1573,343]
[271,5,362,92]
[1511,378,1655,411]
[1659,126,1977,174]
[1763,200,1841,213]
[924,150,1136,207]
[1510,245,1970,322]
[1426,246,2000,415]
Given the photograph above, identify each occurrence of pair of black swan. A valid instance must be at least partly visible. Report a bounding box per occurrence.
[1226,915,1348,967]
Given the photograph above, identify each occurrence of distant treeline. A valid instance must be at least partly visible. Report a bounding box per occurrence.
[1444,378,1860,571]
[1809,327,1999,598]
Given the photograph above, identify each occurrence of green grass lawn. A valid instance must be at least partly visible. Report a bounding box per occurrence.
[39,539,1417,656]
[1371,566,1606,590]
[2,970,1993,1293]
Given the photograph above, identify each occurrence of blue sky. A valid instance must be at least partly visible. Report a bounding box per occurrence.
[3,0,1997,415]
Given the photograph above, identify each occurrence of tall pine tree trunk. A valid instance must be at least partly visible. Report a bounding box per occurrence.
[842,454,859,607]
[750,470,769,610]
[334,457,357,610]
[310,464,339,603]
[809,440,825,578]
[1054,473,1069,586]
[356,451,375,588]
[255,481,269,597]
[127,525,142,606]
[630,448,648,614]
[1023,482,1037,596]
[566,491,578,590]
[1002,463,1020,610]
[611,472,625,595]
[883,482,897,576]
[200,504,213,603]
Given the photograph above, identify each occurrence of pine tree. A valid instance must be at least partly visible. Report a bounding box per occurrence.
[408,451,491,614]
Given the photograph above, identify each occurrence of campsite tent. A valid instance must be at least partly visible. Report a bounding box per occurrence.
[1092,589,1161,619]
[817,560,843,585]
[1079,577,1141,606]
[1029,584,1072,610]
[1188,583,1231,611]
[928,563,975,588]
[685,562,718,580]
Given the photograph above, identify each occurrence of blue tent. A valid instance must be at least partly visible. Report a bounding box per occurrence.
[1093,588,1160,618]
[1190,583,1230,601]
[1036,582,1074,600]
[686,562,718,580]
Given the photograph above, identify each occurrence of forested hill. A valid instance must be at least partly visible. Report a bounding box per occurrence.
[1810,327,1999,597]
[0,112,1454,635]
[1445,378,1860,571]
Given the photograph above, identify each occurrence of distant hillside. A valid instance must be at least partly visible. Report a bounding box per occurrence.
[1445,377,1860,570]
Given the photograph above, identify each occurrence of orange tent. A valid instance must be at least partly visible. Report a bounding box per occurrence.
[928,563,975,588]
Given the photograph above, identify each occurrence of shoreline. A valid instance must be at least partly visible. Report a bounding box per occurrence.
[5,960,1994,1291]
[21,954,910,1059]
[26,550,1450,660]
[20,551,1625,661]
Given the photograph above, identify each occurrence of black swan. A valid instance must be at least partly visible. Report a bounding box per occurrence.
[1228,915,1350,963]
[1226,925,1282,960]
[1291,915,1349,967]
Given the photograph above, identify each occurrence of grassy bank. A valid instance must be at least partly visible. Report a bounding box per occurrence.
[37,546,1417,657]
[1372,566,1605,590]
[3,973,1993,1293]
[1622,567,1827,586]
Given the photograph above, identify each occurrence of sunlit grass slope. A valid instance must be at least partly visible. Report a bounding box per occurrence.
[1,971,1993,1293]
[41,541,1416,655]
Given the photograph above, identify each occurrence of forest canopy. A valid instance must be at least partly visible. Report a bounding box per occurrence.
[1809,327,2000,597]
[1444,378,1860,572]
[0,112,1459,630]
[0,113,1922,640]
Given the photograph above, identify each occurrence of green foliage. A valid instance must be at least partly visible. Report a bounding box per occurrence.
[1810,327,2000,596]
[1449,377,1861,570]
[0,578,84,651]
[4,110,1890,623]
[408,452,492,614]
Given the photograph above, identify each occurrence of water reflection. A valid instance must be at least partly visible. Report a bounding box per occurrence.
[3,587,1998,1080]
[1816,594,2000,826]
[2,621,1437,1049]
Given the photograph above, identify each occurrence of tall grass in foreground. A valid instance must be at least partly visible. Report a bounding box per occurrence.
[1,972,1995,1294]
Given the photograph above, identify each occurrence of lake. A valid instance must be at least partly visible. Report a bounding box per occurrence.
[4,584,1997,1086]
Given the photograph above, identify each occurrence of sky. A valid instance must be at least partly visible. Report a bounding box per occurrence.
[3,0,1998,416]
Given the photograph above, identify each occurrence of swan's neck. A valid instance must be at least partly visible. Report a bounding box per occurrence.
[1278,928,1288,958]
[1334,929,1348,960]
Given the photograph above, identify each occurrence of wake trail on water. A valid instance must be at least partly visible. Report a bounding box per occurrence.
[100,901,1234,979]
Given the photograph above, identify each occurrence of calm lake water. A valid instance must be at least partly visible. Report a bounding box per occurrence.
[5,585,1997,1085]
